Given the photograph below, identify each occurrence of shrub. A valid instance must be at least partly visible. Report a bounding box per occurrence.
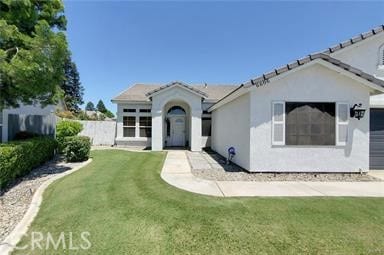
[0,137,58,189]
[56,120,83,150]
[63,136,91,162]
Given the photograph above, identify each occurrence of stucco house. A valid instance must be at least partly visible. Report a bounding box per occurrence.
[112,25,384,172]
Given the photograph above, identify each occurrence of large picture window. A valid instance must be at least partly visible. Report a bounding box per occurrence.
[285,102,336,146]
[123,116,135,137]
[139,116,152,137]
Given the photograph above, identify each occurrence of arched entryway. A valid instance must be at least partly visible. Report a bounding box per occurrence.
[164,103,191,148]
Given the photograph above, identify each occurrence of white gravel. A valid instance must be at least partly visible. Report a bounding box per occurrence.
[189,151,382,182]
[0,157,83,242]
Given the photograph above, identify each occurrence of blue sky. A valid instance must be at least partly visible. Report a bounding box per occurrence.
[64,1,384,112]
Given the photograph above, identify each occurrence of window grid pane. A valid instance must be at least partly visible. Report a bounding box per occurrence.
[285,102,335,146]
[123,116,135,126]
[123,127,135,137]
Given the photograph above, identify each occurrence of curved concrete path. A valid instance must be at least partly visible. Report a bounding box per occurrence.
[161,151,384,197]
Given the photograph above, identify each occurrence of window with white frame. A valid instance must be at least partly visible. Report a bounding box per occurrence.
[272,102,347,146]
[123,116,136,137]
[139,116,152,137]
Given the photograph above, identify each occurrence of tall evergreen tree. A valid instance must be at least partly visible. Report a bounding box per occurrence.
[62,56,84,112]
[96,100,107,113]
[0,0,69,108]
[85,101,95,111]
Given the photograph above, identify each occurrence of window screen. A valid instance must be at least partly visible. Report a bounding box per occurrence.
[123,109,136,113]
[285,102,335,145]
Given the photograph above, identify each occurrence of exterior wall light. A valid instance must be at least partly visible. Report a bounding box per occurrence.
[350,103,366,120]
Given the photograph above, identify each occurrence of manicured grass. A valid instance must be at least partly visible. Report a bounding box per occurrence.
[14,150,384,254]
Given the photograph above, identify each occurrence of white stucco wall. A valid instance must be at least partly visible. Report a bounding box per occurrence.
[211,94,250,170]
[249,63,371,172]
[151,86,202,151]
[330,33,384,106]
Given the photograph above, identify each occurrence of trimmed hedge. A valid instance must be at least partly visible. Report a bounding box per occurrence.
[56,120,83,151]
[0,137,58,189]
[63,136,91,162]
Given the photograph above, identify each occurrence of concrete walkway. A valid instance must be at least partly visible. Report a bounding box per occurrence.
[161,151,384,197]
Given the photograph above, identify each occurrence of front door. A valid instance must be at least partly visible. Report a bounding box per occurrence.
[170,116,185,146]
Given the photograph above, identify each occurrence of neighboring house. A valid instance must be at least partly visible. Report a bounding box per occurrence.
[112,25,384,172]
[0,102,65,143]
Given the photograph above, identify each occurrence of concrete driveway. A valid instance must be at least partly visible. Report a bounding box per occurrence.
[161,151,384,197]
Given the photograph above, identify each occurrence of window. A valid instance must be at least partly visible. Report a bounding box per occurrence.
[139,116,152,137]
[123,109,136,113]
[123,116,135,137]
[139,109,151,113]
[167,106,185,115]
[272,102,285,145]
[285,102,335,146]
[202,118,211,136]
[336,103,349,145]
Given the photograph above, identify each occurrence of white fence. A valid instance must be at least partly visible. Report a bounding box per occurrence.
[77,120,116,146]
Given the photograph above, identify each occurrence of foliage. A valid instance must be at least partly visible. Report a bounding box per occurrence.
[56,110,75,119]
[63,136,90,162]
[0,0,69,108]
[62,55,83,112]
[85,101,95,111]
[56,120,83,150]
[104,109,115,118]
[13,150,384,254]
[96,100,107,113]
[0,137,58,189]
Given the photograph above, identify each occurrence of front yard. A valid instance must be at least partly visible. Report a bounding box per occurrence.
[14,150,384,254]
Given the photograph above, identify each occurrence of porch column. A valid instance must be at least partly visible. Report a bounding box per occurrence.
[151,109,163,151]
[190,110,202,151]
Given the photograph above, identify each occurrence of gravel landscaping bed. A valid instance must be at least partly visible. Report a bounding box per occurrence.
[0,157,83,242]
[188,151,382,182]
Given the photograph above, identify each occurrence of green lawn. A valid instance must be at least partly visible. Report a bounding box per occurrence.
[14,150,384,254]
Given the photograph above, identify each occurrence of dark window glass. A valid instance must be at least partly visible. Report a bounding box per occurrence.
[139,116,151,127]
[285,102,335,145]
[139,109,151,113]
[123,116,135,126]
[139,117,152,137]
[139,128,152,137]
[123,109,136,113]
[202,118,211,136]
[123,127,135,137]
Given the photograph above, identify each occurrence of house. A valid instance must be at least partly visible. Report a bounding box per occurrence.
[112,25,384,172]
[0,102,65,143]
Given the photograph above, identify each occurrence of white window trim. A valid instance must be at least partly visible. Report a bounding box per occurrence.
[123,116,136,138]
[272,101,285,146]
[336,102,349,146]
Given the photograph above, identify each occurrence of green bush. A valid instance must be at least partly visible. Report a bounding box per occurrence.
[56,120,83,150]
[0,137,58,189]
[63,136,91,162]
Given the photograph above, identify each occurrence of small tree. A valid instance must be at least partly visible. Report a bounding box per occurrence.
[85,102,95,111]
[96,100,107,113]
